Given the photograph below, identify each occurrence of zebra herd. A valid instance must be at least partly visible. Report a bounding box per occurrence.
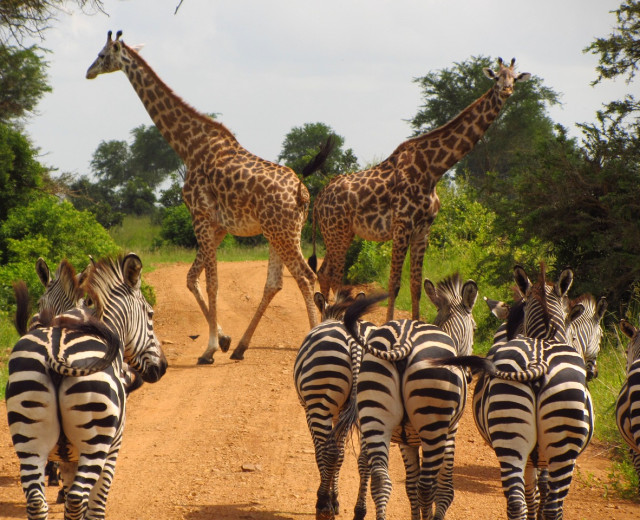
[295,264,640,520]
[4,256,640,520]
[5,254,167,520]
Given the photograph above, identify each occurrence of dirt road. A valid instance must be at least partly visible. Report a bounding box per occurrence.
[1,260,639,519]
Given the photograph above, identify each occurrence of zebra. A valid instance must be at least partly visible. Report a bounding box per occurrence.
[6,253,168,520]
[343,274,478,520]
[294,287,377,520]
[433,265,592,520]
[616,318,640,495]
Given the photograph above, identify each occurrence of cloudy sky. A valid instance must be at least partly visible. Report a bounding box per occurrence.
[23,0,629,176]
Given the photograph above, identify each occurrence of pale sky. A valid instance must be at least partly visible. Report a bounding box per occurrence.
[23,0,630,177]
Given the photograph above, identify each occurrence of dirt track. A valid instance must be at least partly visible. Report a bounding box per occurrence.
[1,260,639,519]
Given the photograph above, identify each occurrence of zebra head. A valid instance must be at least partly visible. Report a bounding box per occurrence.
[35,258,84,317]
[567,295,607,380]
[620,318,640,373]
[513,264,583,343]
[85,254,168,383]
[424,273,478,356]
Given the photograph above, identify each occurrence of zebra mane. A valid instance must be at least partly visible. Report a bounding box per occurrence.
[506,299,525,340]
[529,262,551,336]
[45,259,83,307]
[83,255,131,319]
[320,286,363,321]
[430,273,462,326]
[571,293,595,311]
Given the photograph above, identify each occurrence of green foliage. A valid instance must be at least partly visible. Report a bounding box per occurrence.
[585,0,640,85]
[159,204,197,248]
[65,175,124,228]
[0,122,45,223]
[346,240,391,285]
[109,214,162,252]
[0,195,119,309]
[128,124,182,187]
[0,44,51,123]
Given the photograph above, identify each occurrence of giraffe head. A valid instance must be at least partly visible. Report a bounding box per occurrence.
[86,30,137,79]
[482,57,531,99]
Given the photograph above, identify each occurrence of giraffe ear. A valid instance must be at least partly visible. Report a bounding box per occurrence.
[130,44,145,53]
[516,72,531,82]
[483,68,497,81]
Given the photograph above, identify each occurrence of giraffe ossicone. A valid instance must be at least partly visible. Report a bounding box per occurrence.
[87,30,333,363]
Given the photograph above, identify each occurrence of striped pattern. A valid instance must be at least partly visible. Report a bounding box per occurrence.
[616,319,640,495]
[6,254,167,520]
[345,275,477,520]
[442,266,592,520]
[294,289,376,520]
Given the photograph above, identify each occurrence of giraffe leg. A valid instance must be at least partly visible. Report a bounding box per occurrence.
[231,245,285,360]
[317,231,354,300]
[194,229,229,364]
[409,236,428,321]
[187,248,231,357]
[386,231,410,322]
[284,247,319,330]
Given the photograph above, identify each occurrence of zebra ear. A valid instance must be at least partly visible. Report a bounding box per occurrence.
[313,292,326,314]
[620,319,637,339]
[557,268,574,297]
[424,279,439,306]
[567,302,585,325]
[484,296,510,321]
[595,297,607,322]
[36,257,51,287]
[122,253,143,289]
[513,266,531,296]
[462,280,478,312]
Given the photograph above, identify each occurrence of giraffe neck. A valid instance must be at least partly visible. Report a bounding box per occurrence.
[406,86,506,179]
[120,44,237,164]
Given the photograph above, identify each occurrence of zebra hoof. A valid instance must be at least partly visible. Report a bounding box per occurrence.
[219,334,232,353]
[230,349,245,361]
[316,510,334,520]
[196,356,214,365]
[56,488,66,504]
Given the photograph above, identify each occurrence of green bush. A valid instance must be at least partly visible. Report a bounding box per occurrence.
[0,195,120,310]
[160,204,197,248]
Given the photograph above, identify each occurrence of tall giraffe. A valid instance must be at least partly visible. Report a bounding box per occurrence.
[87,31,330,362]
[310,57,530,321]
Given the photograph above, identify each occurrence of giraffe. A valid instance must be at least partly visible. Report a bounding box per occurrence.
[87,30,331,362]
[310,57,530,321]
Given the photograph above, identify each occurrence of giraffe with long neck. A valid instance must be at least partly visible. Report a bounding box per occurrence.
[310,58,530,321]
[87,30,328,362]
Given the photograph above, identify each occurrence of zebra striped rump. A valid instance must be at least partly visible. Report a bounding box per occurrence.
[617,319,640,495]
[6,253,167,520]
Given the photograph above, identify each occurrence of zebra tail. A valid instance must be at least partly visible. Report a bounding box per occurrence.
[48,315,122,375]
[364,342,412,362]
[431,355,548,382]
[344,293,388,346]
[13,281,31,336]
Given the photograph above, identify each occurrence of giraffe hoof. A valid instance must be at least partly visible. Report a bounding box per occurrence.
[219,334,232,353]
[229,349,245,361]
[196,356,214,365]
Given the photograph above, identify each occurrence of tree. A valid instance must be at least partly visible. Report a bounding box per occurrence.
[278,122,359,199]
[585,1,640,85]
[129,124,183,188]
[0,44,50,124]
[90,139,132,189]
[65,175,124,228]
[0,122,45,226]
[409,56,561,194]
[0,1,104,44]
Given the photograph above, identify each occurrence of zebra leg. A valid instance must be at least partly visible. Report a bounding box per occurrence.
[21,454,50,520]
[85,429,123,520]
[398,443,421,520]
[434,428,458,520]
[353,446,369,520]
[329,439,347,515]
[523,462,540,520]
[631,449,640,496]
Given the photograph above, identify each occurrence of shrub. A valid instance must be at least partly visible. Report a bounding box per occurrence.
[160,204,197,248]
[0,195,119,310]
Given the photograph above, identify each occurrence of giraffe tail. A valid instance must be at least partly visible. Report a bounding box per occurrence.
[301,135,336,177]
[308,205,318,273]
